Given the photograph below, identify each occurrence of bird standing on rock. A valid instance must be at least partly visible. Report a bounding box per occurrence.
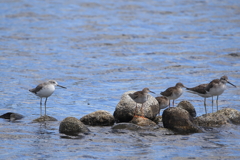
[129,88,155,117]
[155,96,169,115]
[160,82,186,107]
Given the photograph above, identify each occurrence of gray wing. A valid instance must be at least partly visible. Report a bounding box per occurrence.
[160,87,174,97]
[129,91,141,100]
[205,79,219,92]
[186,84,208,94]
[29,83,44,94]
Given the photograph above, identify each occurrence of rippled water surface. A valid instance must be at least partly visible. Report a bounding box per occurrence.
[1,0,240,159]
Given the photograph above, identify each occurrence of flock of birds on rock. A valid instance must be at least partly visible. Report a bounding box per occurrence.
[128,75,236,117]
[26,75,236,121]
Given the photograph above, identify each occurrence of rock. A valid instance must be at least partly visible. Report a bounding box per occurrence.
[113,91,159,123]
[193,108,240,127]
[217,108,240,124]
[33,115,57,122]
[59,117,90,135]
[153,115,162,124]
[80,110,115,126]
[162,107,202,134]
[111,123,142,131]
[0,112,24,121]
[130,116,158,127]
[177,101,196,117]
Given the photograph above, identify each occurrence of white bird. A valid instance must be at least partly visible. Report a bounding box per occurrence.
[29,80,66,117]
[205,75,236,111]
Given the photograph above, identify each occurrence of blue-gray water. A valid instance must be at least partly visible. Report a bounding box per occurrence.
[1,0,240,159]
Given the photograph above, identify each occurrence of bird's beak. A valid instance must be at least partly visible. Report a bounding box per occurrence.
[227,81,237,88]
[57,85,67,89]
[150,90,156,94]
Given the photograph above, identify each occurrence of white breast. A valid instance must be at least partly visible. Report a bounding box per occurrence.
[134,94,148,104]
[169,88,183,100]
[209,83,226,96]
[36,84,55,98]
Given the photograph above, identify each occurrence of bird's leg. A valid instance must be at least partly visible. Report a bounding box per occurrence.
[172,100,174,107]
[134,103,138,116]
[169,101,171,108]
[44,97,48,118]
[216,96,219,111]
[204,98,207,114]
[40,98,42,116]
[141,103,144,117]
[212,96,214,113]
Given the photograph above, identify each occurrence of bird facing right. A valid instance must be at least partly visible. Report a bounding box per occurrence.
[29,80,66,118]
[186,83,211,114]
[160,82,186,107]
[205,75,236,111]
[129,88,155,117]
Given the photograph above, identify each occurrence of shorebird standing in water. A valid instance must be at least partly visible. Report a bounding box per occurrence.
[160,82,186,107]
[186,83,211,114]
[129,88,155,117]
[29,80,66,117]
[205,75,236,111]
[155,96,169,115]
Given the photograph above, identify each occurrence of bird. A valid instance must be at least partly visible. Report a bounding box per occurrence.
[205,75,236,111]
[29,80,66,117]
[186,83,211,114]
[129,88,155,117]
[155,96,169,115]
[160,82,186,107]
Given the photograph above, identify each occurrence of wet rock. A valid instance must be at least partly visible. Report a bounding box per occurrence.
[193,108,240,127]
[228,52,240,57]
[80,110,115,126]
[130,116,158,127]
[113,91,159,123]
[153,115,162,124]
[111,123,142,131]
[59,117,90,135]
[33,115,57,122]
[162,107,202,134]
[177,101,196,117]
[0,112,24,121]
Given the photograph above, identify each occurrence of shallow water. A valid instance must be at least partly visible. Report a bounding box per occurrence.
[0,0,240,159]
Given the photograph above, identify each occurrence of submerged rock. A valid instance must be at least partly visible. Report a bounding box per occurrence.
[177,101,196,117]
[162,107,202,134]
[80,110,115,126]
[0,112,24,122]
[113,91,159,123]
[130,116,158,127]
[33,115,57,122]
[111,123,142,131]
[59,117,90,135]
[193,108,240,127]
